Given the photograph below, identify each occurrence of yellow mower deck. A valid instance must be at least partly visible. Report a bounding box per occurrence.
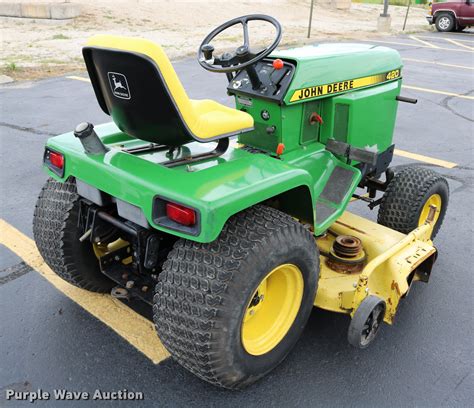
[314,211,437,324]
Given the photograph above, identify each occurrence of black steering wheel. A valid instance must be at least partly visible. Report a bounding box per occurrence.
[198,14,282,74]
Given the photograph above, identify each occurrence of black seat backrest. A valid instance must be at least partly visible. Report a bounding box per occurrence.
[83,36,196,146]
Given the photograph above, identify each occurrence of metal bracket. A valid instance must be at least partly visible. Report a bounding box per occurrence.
[326,139,378,166]
[162,138,229,168]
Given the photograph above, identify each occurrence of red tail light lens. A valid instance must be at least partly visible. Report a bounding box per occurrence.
[49,151,64,169]
[166,202,196,226]
[44,148,65,177]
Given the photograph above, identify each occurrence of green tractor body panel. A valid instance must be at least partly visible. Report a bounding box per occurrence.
[46,122,360,242]
[234,43,402,155]
[273,43,402,105]
[43,42,403,243]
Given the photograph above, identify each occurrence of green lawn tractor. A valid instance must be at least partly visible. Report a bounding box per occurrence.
[33,15,449,389]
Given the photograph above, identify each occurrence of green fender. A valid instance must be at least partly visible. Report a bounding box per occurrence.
[45,123,360,243]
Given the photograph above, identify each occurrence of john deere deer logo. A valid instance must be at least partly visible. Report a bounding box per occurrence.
[112,75,126,91]
[107,72,131,100]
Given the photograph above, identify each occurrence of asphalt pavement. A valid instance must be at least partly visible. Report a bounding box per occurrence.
[0,31,473,407]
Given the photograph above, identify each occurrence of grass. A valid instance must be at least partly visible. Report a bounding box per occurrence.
[40,58,66,65]
[5,62,17,72]
[52,34,70,40]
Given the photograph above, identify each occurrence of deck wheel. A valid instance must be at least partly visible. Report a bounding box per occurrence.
[348,295,386,349]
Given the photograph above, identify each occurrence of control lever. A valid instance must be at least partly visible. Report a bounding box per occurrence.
[236,45,262,90]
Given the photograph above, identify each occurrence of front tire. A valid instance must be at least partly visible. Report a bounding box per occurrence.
[33,177,114,292]
[435,13,455,32]
[377,167,449,239]
[153,205,319,389]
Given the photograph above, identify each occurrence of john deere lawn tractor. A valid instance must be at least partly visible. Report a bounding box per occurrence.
[33,15,449,389]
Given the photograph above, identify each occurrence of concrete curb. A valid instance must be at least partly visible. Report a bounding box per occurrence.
[0,75,14,84]
[0,2,82,20]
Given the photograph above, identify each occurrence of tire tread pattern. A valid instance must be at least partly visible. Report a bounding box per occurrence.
[377,167,449,238]
[33,177,111,292]
[153,205,316,389]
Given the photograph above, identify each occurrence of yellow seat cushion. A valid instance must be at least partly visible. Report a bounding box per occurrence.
[86,35,254,141]
[189,99,253,139]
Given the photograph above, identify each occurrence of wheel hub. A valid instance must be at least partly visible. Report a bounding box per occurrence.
[360,304,384,347]
[418,193,442,227]
[241,263,304,356]
[439,17,450,30]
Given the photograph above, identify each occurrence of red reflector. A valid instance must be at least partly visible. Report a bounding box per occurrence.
[166,202,196,226]
[276,143,285,156]
[49,151,64,169]
[272,59,284,70]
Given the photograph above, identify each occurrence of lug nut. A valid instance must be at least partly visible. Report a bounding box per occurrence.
[125,280,134,289]
[141,286,149,293]
[122,273,128,280]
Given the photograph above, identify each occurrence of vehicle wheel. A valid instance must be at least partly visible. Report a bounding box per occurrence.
[33,177,114,292]
[377,167,449,239]
[435,13,455,32]
[348,295,385,349]
[153,205,319,389]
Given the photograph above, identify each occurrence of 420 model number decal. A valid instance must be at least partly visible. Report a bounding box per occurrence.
[289,69,401,103]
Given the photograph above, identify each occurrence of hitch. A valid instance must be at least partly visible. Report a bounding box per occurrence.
[77,199,164,275]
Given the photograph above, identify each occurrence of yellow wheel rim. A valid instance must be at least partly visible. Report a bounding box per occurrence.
[418,193,442,227]
[241,263,304,356]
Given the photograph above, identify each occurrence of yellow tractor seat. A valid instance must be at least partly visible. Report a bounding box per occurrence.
[82,35,254,146]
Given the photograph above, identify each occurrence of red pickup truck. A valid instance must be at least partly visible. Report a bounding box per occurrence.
[427,0,474,31]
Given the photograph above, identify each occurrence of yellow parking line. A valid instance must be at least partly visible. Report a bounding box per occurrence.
[444,38,474,51]
[363,39,473,53]
[402,84,474,100]
[409,35,439,48]
[67,75,91,82]
[0,219,169,364]
[415,35,474,44]
[394,149,457,169]
[403,57,474,70]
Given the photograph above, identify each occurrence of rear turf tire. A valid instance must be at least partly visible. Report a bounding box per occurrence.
[33,177,114,292]
[377,167,449,239]
[153,205,319,389]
